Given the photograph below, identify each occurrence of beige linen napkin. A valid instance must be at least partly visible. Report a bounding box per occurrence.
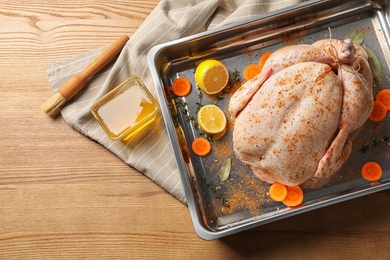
[46,0,305,204]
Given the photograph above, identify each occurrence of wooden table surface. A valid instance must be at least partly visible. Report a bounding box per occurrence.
[1,1,389,259]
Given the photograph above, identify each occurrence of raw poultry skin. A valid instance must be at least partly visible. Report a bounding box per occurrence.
[229,38,374,187]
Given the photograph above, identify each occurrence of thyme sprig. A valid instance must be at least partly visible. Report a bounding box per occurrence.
[360,134,390,153]
[173,83,230,207]
[200,171,229,207]
[175,98,212,140]
[174,85,228,141]
[232,68,241,82]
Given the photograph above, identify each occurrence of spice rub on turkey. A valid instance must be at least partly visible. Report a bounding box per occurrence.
[228,38,374,187]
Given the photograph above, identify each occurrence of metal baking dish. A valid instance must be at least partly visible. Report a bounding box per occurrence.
[148,0,390,240]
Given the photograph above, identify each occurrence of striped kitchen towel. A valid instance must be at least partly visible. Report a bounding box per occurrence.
[46,0,305,204]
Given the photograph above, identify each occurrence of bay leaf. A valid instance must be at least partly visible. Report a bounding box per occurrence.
[346,29,365,44]
[219,158,231,182]
[365,46,382,85]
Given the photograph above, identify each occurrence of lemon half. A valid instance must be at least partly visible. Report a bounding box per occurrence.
[195,59,229,95]
[197,104,227,135]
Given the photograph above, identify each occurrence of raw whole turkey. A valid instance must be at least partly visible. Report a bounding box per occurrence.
[228,38,374,187]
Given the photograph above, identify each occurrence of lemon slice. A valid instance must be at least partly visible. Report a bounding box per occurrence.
[211,127,226,140]
[195,59,229,95]
[197,104,227,135]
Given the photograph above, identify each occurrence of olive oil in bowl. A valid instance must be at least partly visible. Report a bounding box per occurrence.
[91,76,159,140]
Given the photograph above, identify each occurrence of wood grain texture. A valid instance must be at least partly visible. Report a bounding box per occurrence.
[0,1,389,259]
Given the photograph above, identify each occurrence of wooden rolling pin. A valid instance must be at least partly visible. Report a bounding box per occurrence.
[41,35,129,118]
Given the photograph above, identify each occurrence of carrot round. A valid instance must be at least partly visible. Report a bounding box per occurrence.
[282,186,304,207]
[376,89,390,110]
[243,64,262,81]
[369,100,387,122]
[259,51,273,66]
[172,77,191,96]
[269,182,288,202]
[191,137,211,156]
[361,161,383,181]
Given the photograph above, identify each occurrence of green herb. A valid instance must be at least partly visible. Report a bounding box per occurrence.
[360,143,370,153]
[185,114,194,121]
[360,134,390,153]
[232,68,241,82]
[195,102,203,113]
[175,99,212,141]
[176,99,187,107]
[197,86,203,99]
[365,46,383,85]
[346,29,365,45]
[196,87,204,113]
[200,171,229,207]
[216,94,225,101]
[345,28,382,85]
[219,158,232,182]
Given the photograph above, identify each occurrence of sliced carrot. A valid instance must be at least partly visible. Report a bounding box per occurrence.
[369,100,387,122]
[243,64,262,81]
[376,89,390,110]
[259,51,273,66]
[282,186,304,207]
[191,137,211,156]
[361,161,383,181]
[269,182,288,202]
[172,77,191,96]
[258,51,273,71]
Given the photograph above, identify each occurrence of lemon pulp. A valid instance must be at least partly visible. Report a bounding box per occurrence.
[197,104,227,135]
[195,59,229,95]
